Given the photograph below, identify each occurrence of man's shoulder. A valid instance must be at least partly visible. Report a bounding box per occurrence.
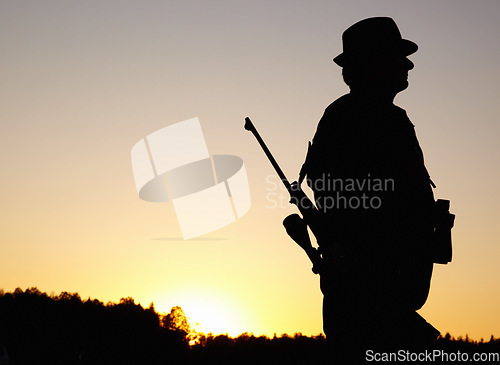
[315,94,353,133]
[323,93,353,115]
[324,94,409,117]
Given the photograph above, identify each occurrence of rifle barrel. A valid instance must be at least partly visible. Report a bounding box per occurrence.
[244,117,292,192]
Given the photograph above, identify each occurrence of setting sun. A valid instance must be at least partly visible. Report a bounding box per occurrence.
[158,289,251,337]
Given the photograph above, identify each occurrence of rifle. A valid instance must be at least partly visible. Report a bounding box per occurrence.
[244,117,325,274]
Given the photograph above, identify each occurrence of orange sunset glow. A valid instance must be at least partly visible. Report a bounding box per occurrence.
[1,0,500,346]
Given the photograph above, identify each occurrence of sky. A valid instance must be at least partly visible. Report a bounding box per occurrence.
[1,0,499,340]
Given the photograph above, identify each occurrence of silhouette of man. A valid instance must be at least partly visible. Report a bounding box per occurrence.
[303,17,440,363]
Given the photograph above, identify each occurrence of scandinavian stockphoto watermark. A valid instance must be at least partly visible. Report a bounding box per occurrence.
[265,174,395,211]
[365,349,500,363]
[131,117,251,239]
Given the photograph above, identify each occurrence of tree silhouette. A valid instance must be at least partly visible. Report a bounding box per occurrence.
[163,305,202,346]
[163,306,190,333]
[0,288,498,364]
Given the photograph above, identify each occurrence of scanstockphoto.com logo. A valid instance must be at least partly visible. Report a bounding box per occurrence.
[131,117,251,239]
[366,349,500,363]
[265,174,395,211]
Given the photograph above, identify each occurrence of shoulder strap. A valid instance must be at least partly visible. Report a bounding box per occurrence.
[298,141,312,185]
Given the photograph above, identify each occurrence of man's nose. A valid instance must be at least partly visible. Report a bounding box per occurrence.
[405,57,414,70]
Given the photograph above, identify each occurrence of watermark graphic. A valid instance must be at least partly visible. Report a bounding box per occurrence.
[265,174,394,212]
[131,117,251,239]
[366,349,500,363]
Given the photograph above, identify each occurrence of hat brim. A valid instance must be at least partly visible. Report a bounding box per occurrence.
[333,39,418,67]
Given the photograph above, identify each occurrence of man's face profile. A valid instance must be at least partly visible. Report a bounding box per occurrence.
[374,52,415,94]
[343,52,414,97]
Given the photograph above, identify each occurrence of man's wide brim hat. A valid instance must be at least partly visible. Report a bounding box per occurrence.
[333,17,418,67]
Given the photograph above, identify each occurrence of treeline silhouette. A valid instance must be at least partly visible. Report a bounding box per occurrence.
[0,288,498,364]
